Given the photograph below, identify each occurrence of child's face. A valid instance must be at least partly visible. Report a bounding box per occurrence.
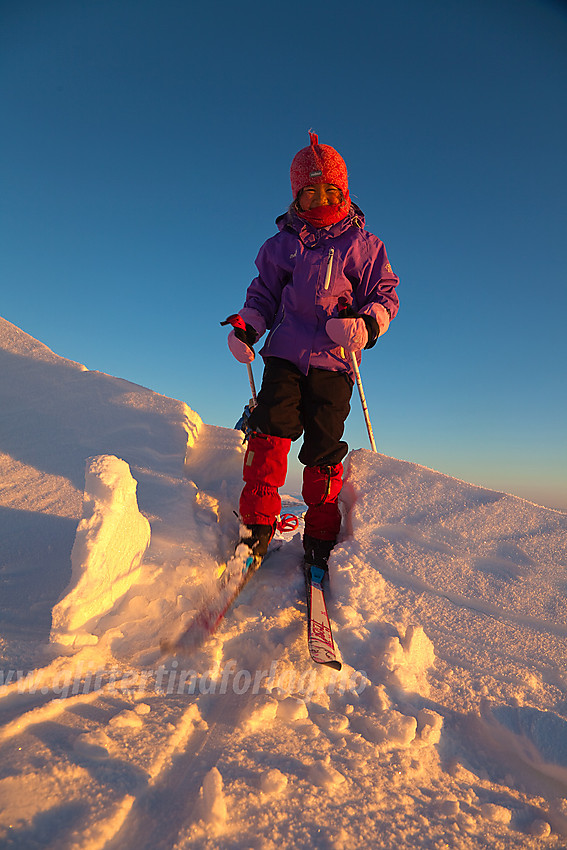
[298,183,342,210]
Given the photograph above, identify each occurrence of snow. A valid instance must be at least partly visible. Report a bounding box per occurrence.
[52,455,151,645]
[1,314,567,849]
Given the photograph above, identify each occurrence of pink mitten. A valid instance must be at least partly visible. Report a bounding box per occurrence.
[227,329,255,363]
[326,317,368,352]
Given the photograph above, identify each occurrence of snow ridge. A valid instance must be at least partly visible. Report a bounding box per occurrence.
[1,316,567,849]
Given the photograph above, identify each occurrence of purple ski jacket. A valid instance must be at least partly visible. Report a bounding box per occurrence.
[240,204,399,381]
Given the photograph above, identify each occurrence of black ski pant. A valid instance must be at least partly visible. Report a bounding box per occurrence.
[247,357,353,467]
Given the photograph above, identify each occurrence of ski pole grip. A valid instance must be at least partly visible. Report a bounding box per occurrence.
[221,314,247,331]
[222,315,258,403]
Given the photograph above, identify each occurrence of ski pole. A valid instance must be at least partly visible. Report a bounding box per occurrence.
[246,362,258,408]
[335,296,377,452]
[351,352,377,452]
[222,313,259,407]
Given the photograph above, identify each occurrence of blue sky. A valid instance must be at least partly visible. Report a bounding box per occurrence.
[2,0,566,510]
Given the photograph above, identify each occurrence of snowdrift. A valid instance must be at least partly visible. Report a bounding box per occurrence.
[1,315,567,849]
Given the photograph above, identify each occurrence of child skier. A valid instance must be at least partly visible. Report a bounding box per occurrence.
[224,132,399,570]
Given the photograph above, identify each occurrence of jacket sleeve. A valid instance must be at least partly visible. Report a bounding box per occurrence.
[354,236,400,340]
[240,236,290,337]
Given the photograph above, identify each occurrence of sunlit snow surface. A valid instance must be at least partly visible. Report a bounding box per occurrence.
[1,315,567,849]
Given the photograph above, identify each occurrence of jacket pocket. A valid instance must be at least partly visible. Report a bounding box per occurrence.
[264,307,286,348]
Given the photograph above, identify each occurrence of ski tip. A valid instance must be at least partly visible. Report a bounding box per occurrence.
[309,645,342,670]
[160,635,202,657]
[311,656,341,670]
[159,637,173,655]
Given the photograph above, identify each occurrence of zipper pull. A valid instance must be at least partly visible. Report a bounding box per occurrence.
[323,247,334,290]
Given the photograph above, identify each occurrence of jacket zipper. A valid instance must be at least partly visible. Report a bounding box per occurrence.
[323,248,334,290]
[322,246,346,357]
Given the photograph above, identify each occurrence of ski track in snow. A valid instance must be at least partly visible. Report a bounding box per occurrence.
[1,315,567,849]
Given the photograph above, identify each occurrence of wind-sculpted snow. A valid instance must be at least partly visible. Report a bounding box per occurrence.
[0,316,202,655]
[1,315,567,848]
[51,455,151,646]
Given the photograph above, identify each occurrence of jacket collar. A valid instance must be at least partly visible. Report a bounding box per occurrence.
[276,203,365,244]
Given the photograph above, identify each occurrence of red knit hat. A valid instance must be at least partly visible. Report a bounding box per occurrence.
[290,132,349,200]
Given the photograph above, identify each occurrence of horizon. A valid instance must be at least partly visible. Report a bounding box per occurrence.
[2,310,565,515]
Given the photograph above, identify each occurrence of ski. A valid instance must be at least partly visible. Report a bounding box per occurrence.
[159,540,286,657]
[160,547,262,656]
[304,563,342,670]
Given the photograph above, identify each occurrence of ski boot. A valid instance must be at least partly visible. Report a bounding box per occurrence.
[238,521,276,570]
[303,534,334,576]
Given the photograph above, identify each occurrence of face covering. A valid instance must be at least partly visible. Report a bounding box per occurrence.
[296,200,350,228]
